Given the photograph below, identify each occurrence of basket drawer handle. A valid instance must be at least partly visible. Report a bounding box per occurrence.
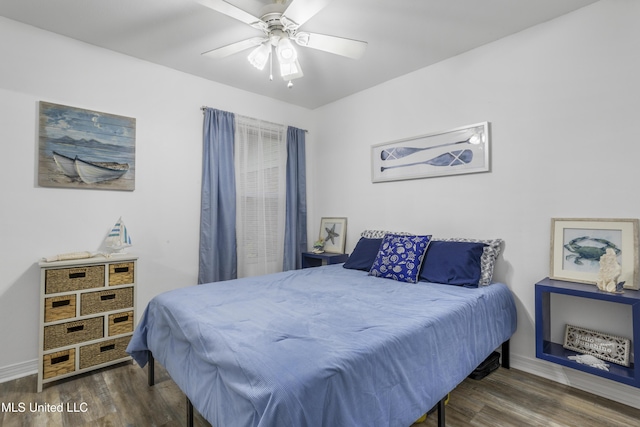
[114,267,129,273]
[69,272,86,279]
[100,344,115,352]
[67,325,84,333]
[113,315,129,324]
[51,354,70,365]
[52,299,71,308]
[101,294,116,301]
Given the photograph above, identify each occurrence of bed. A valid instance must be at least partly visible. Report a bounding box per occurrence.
[127,233,517,427]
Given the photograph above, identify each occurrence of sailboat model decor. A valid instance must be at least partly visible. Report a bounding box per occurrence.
[105,217,132,253]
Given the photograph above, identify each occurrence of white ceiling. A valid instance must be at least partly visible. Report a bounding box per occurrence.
[0,0,599,109]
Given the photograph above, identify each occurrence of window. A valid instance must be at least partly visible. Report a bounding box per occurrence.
[234,116,287,277]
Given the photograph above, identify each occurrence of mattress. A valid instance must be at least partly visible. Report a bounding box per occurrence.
[127,264,517,427]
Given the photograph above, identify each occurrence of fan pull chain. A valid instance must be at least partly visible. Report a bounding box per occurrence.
[269,45,274,81]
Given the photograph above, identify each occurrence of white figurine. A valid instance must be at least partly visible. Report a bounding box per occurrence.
[568,354,609,371]
[596,248,622,293]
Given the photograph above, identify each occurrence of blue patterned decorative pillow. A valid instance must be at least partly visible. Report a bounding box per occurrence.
[369,234,431,283]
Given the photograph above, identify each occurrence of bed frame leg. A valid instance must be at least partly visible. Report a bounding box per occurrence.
[437,396,446,427]
[186,396,194,427]
[148,351,155,386]
[501,340,510,369]
[145,350,193,427]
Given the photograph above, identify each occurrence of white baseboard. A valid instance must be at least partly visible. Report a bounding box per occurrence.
[0,359,37,384]
[510,353,640,410]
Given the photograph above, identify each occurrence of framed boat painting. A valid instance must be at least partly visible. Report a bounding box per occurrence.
[371,122,490,183]
[38,101,136,191]
[550,218,640,289]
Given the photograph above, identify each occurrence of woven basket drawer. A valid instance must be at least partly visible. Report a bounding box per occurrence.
[43,317,104,351]
[108,262,134,286]
[45,265,105,294]
[44,295,77,322]
[108,311,134,336]
[80,287,133,316]
[43,349,76,379]
[79,336,131,369]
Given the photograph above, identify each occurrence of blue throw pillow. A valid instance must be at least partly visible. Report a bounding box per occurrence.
[369,234,431,283]
[343,237,383,271]
[419,241,486,286]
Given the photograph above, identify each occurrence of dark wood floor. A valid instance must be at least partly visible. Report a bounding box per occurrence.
[2,362,639,426]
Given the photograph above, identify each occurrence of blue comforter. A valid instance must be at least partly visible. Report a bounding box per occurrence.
[127,264,516,427]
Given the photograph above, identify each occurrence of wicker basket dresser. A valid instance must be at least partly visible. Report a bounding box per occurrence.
[37,254,137,392]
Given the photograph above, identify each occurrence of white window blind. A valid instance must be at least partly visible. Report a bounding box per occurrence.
[234,115,287,278]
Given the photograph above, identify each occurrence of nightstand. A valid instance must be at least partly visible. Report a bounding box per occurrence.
[301,252,349,268]
[535,277,640,388]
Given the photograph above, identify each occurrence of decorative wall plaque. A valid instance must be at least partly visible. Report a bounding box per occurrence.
[371,122,490,183]
[563,324,631,367]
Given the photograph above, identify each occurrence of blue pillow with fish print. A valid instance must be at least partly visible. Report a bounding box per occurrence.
[369,234,431,283]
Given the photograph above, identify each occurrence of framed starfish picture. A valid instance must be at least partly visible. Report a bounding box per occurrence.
[319,217,347,254]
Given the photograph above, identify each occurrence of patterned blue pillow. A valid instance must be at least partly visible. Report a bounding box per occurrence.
[369,234,432,283]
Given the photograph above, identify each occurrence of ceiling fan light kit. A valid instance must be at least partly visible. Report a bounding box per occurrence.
[276,37,296,62]
[275,37,303,80]
[198,0,367,88]
[247,43,271,70]
[280,60,303,80]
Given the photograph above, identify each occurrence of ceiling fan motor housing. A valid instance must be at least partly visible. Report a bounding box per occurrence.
[261,12,286,30]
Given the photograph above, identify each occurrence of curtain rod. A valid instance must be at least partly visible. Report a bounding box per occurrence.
[200,106,308,133]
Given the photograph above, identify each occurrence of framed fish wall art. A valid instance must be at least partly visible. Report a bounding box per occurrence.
[38,101,136,191]
[370,122,490,183]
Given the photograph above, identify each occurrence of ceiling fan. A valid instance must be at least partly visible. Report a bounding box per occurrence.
[197,0,368,87]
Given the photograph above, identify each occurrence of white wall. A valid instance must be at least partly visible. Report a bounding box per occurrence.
[0,16,313,379]
[311,0,640,408]
[3,0,640,410]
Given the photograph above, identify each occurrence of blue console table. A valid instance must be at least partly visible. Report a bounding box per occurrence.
[301,252,349,268]
[535,277,640,388]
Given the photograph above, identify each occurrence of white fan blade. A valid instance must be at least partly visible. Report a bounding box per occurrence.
[197,0,261,26]
[295,32,367,59]
[202,37,267,59]
[282,0,333,27]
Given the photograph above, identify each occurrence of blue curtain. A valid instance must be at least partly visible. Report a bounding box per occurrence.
[283,126,307,271]
[198,108,237,283]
